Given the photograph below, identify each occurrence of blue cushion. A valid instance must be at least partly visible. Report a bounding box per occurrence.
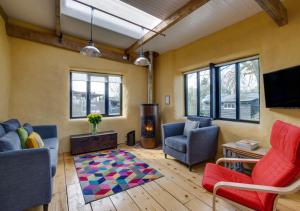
[0,131,22,152]
[165,135,187,153]
[188,116,212,128]
[1,119,21,132]
[23,123,34,135]
[0,125,5,137]
[44,138,58,177]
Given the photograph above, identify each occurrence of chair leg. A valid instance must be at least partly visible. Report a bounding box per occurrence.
[164,154,167,159]
[212,194,216,211]
[43,204,48,211]
[189,165,192,171]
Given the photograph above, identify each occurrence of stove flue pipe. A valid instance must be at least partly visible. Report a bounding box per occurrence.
[147,51,154,104]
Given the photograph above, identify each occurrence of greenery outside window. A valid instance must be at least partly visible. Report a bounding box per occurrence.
[70,71,122,118]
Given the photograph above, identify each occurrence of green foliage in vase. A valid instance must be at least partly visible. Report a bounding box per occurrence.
[87,113,103,125]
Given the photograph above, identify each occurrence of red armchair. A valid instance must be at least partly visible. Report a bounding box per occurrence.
[202,120,300,211]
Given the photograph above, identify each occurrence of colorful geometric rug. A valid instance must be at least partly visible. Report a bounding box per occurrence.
[74,149,163,203]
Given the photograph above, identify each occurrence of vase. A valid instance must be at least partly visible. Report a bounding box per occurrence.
[91,123,98,135]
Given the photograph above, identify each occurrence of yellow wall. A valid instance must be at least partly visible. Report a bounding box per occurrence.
[9,38,147,152]
[155,0,300,154]
[0,16,11,121]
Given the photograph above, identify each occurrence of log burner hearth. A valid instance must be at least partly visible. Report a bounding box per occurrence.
[140,104,158,149]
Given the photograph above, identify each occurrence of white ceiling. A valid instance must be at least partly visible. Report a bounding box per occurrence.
[0,0,262,53]
[142,0,262,53]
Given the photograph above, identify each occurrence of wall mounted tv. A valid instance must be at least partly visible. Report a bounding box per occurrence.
[263,65,300,108]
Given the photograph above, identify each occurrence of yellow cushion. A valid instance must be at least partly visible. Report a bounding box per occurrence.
[26,132,44,148]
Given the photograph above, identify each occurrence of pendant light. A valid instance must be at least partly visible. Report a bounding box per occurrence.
[134,28,150,66]
[80,8,101,57]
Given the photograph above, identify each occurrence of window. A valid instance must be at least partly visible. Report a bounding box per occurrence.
[184,57,260,123]
[218,59,260,122]
[70,72,122,118]
[220,64,236,119]
[185,68,211,117]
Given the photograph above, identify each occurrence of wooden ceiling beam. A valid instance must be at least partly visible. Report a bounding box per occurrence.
[6,22,129,63]
[0,6,8,24]
[255,0,288,26]
[125,0,210,55]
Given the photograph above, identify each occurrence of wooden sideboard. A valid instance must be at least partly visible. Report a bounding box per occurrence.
[70,131,117,155]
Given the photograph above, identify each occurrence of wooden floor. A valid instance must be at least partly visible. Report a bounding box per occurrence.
[29,144,300,211]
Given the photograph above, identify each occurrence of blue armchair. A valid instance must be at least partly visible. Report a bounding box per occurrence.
[161,116,219,171]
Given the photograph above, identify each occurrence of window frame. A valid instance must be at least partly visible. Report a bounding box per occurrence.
[70,71,123,119]
[184,56,260,124]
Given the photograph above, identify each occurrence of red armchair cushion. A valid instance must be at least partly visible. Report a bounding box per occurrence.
[252,121,300,211]
[269,120,300,165]
[202,120,300,211]
[202,163,264,210]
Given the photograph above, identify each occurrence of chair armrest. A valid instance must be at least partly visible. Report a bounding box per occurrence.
[211,179,300,211]
[161,122,185,141]
[33,125,57,139]
[213,178,300,195]
[0,148,52,210]
[216,158,260,165]
[187,125,219,164]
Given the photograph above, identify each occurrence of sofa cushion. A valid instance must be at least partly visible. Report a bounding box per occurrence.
[16,127,29,149]
[0,131,22,152]
[44,138,58,177]
[188,116,212,128]
[0,125,5,137]
[183,119,199,136]
[1,119,21,132]
[44,138,58,149]
[23,123,34,135]
[26,132,45,148]
[165,135,187,153]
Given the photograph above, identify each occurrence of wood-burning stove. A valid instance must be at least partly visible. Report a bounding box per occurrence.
[140,104,158,148]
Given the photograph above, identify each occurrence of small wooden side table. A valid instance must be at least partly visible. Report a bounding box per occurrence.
[70,131,117,155]
[222,142,268,174]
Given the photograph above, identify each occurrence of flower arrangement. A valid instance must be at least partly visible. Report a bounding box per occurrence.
[87,113,103,134]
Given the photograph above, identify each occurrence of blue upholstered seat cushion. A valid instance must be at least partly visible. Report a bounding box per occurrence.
[188,116,212,128]
[0,125,5,137]
[0,131,22,152]
[44,138,59,177]
[1,119,21,132]
[165,135,187,153]
[23,123,34,135]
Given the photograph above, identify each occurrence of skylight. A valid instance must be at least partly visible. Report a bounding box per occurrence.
[62,0,162,39]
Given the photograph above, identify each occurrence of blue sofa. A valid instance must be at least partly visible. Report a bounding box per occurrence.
[161,116,219,171]
[0,119,58,211]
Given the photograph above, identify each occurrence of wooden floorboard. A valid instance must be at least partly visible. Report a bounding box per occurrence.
[109,191,141,211]
[127,186,165,211]
[91,197,116,211]
[29,145,300,211]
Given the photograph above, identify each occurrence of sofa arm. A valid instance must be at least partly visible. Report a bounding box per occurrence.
[187,125,219,164]
[161,122,185,142]
[33,125,57,139]
[0,148,52,210]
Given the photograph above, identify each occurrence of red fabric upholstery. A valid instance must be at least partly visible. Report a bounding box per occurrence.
[252,121,300,211]
[202,120,300,211]
[202,163,263,210]
[269,120,300,165]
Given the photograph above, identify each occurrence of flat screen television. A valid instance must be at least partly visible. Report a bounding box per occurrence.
[263,65,300,108]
